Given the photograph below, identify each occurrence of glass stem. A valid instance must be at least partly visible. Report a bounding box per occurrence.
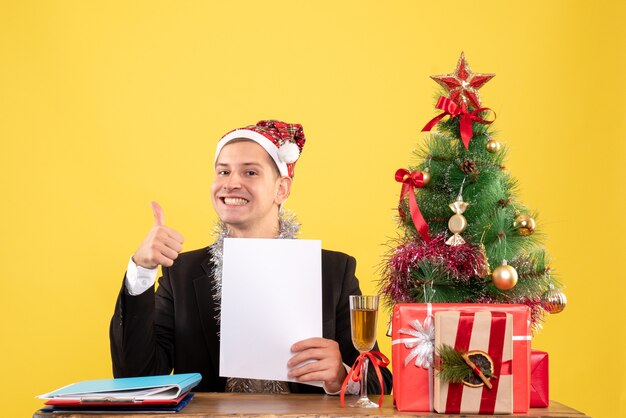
[359,357,369,401]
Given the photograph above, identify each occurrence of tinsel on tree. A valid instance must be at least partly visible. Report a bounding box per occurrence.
[379,53,566,329]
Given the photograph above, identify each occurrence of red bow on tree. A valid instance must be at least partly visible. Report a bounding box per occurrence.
[421,97,495,149]
[395,169,430,242]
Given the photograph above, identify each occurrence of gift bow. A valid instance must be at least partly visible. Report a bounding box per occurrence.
[421,96,495,149]
[395,169,430,242]
[340,351,390,407]
[393,315,435,369]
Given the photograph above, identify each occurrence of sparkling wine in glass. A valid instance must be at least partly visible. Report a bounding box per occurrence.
[349,295,379,408]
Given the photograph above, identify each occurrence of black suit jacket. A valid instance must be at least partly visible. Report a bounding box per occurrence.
[110,247,391,394]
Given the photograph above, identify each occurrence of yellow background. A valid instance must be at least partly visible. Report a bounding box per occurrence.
[1,1,624,416]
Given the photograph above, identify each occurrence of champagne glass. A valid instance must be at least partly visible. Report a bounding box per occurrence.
[349,295,379,408]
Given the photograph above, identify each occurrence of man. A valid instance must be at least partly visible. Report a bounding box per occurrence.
[110,120,391,395]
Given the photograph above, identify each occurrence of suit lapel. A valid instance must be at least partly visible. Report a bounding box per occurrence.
[321,250,333,338]
[194,254,220,375]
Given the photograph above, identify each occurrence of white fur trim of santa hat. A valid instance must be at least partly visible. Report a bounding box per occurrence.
[215,129,295,177]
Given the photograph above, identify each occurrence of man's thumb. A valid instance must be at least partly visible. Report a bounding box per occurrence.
[151,201,165,226]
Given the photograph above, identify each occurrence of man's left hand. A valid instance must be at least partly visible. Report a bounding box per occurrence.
[287,337,347,393]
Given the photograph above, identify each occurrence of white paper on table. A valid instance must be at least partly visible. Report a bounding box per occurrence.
[219,238,323,386]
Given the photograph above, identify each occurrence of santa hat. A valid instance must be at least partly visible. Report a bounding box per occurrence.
[215,120,306,178]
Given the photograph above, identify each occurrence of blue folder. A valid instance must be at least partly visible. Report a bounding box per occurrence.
[38,373,202,402]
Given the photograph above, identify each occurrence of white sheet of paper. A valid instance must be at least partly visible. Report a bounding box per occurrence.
[219,238,323,386]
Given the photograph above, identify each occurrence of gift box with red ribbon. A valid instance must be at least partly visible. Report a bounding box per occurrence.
[391,303,531,413]
[433,310,513,414]
[530,349,549,407]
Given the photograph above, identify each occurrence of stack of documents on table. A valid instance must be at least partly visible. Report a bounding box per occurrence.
[37,373,201,414]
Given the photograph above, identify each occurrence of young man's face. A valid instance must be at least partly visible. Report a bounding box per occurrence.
[211,140,291,237]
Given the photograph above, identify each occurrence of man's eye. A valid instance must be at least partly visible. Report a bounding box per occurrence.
[218,170,230,175]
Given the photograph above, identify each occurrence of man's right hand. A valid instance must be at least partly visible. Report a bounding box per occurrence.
[132,202,185,269]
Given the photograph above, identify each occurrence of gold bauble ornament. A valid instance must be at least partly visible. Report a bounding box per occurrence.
[542,288,567,314]
[486,139,501,153]
[491,260,518,290]
[514,213,536,236]
[422,168,431,185]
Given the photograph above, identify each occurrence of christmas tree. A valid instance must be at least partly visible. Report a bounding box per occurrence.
[380,53,566,329]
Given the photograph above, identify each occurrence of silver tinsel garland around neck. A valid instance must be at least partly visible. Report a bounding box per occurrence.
[208,209,301,320]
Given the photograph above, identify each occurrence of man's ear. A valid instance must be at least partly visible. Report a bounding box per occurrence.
[275,176,292,205]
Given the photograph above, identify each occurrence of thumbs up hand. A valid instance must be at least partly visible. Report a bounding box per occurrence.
[132,202,185,269]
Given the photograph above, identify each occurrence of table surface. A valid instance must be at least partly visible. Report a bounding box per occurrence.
[33,393,591,418]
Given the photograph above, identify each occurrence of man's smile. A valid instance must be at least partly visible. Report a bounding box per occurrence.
[222,197,249,206]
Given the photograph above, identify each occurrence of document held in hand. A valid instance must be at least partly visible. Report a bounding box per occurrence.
[219,238,323,386]
[37,373,202,403]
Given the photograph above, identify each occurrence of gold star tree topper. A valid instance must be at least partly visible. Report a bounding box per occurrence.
[431,52,495,109]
